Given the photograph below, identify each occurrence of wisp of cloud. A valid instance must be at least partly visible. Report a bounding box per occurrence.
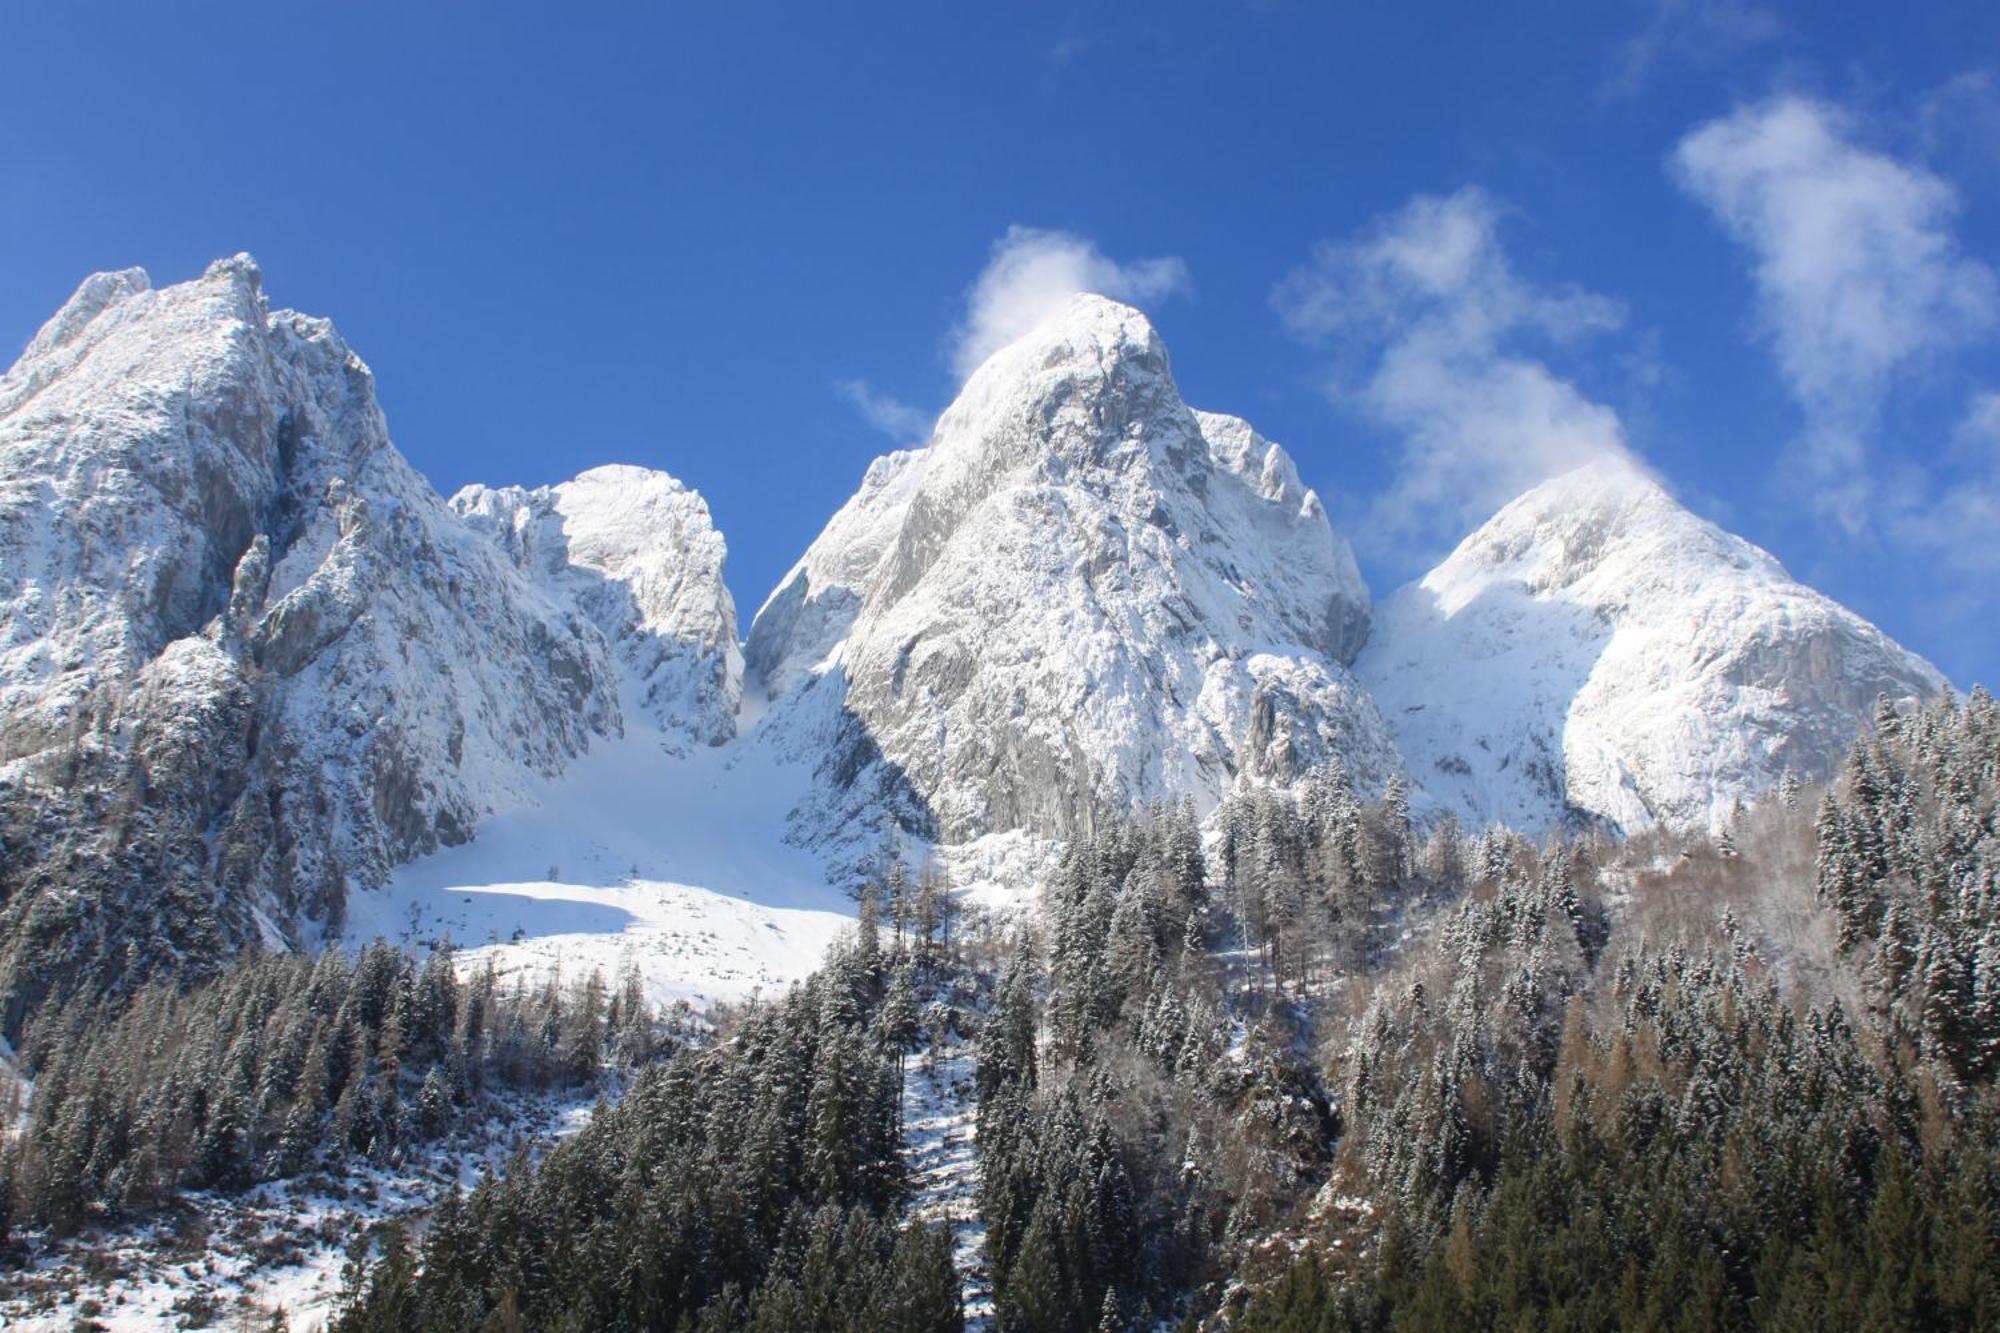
[1274,187,1638,561]
[1672,95,2000,530]
[951,226,1191,379]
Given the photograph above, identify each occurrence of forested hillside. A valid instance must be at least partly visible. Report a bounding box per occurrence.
[6,689,1997,1329]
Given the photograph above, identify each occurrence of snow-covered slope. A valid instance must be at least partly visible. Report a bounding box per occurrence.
[452,464,742,752]
[748,294,1399,853]
[0,257,626,1021]
[1357,457,1946,834]
[349,718,854,1011]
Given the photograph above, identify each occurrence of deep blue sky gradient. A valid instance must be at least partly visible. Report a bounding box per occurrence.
[4,3,1996,679]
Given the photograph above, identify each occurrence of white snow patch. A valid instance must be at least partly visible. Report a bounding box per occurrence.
[0,1090,599,1332]
[901,1040,991,1329]
[350,687,857,1009]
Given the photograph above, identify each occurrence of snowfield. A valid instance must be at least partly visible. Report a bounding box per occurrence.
[349,681,859,1010]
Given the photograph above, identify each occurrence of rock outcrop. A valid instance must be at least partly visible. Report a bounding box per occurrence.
[453,464,741,752]
[0,257,628,1023]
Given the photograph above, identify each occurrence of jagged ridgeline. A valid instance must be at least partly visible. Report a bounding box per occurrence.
[0,259,735,1034]
[0,256,1943,1036]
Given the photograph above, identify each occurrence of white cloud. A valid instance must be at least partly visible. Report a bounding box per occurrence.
[1607,0,1783,99]
[835,378,931,444]
[1672,95,2000,527]
[1919,72,2000,174]
[1956,390,2000,456]
[1274,187,1639,551]
[951,226,1191,379]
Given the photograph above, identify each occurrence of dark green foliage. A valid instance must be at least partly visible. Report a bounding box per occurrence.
[2,941,654,1237]
[334,942,953,1332]
[979,800,1348,1330]
[12,682,2000,1331]
[1236,689,2000,1329]
[1239,1134,2000,1331]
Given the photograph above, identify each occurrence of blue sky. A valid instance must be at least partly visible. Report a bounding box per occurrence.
[4,3,1998,682]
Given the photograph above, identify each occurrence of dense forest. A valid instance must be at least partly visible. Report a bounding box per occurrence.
[1221,688,2000,1329]
[4,690,1998,1329]
[967,687,2000,1327]
[0,942,671,1241]
[333,897,963,1331]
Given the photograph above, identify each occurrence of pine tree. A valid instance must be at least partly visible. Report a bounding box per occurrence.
[1383,773,1414,884]
[418,1066,453,1139]
[856,883,883,978]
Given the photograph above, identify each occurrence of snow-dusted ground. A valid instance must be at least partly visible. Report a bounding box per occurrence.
[0,1093,599,1332]
[936,829,1056,918]
[347,691,859,1010]
[902,1040,991,1329]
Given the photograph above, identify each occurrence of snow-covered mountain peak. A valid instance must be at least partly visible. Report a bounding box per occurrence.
[1360,456,1946,835]
[451,464,741,749]
[925,293,1177,484]
[748,288,1396,858]
[1426,455,1755,606]
[0,251,1965,1008]
[0,257,632,1014]
[20,266,152,361]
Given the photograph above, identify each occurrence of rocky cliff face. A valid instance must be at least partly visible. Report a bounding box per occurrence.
[1356,456,1946,834]
[452,464,741,752]
[0,257,628,1024]
[747,294,1399,850]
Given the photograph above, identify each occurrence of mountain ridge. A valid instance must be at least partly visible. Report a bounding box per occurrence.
[0,258,1951,1022]
[745,292,1399,856]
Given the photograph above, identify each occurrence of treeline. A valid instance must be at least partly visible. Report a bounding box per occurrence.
[334,933,961,1332]
[2,942,664,1239]
[1238,688,2000,1329]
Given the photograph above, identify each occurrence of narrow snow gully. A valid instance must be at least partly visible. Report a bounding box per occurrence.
[900,1037,992,1328]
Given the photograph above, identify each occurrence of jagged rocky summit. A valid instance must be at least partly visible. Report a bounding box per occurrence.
[451,465,741,752]
[0,257,734,1026]
[745,294,1400,854]
[0,256,1954,1025]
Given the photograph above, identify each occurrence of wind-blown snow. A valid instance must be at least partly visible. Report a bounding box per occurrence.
[1357,456,1946,833]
